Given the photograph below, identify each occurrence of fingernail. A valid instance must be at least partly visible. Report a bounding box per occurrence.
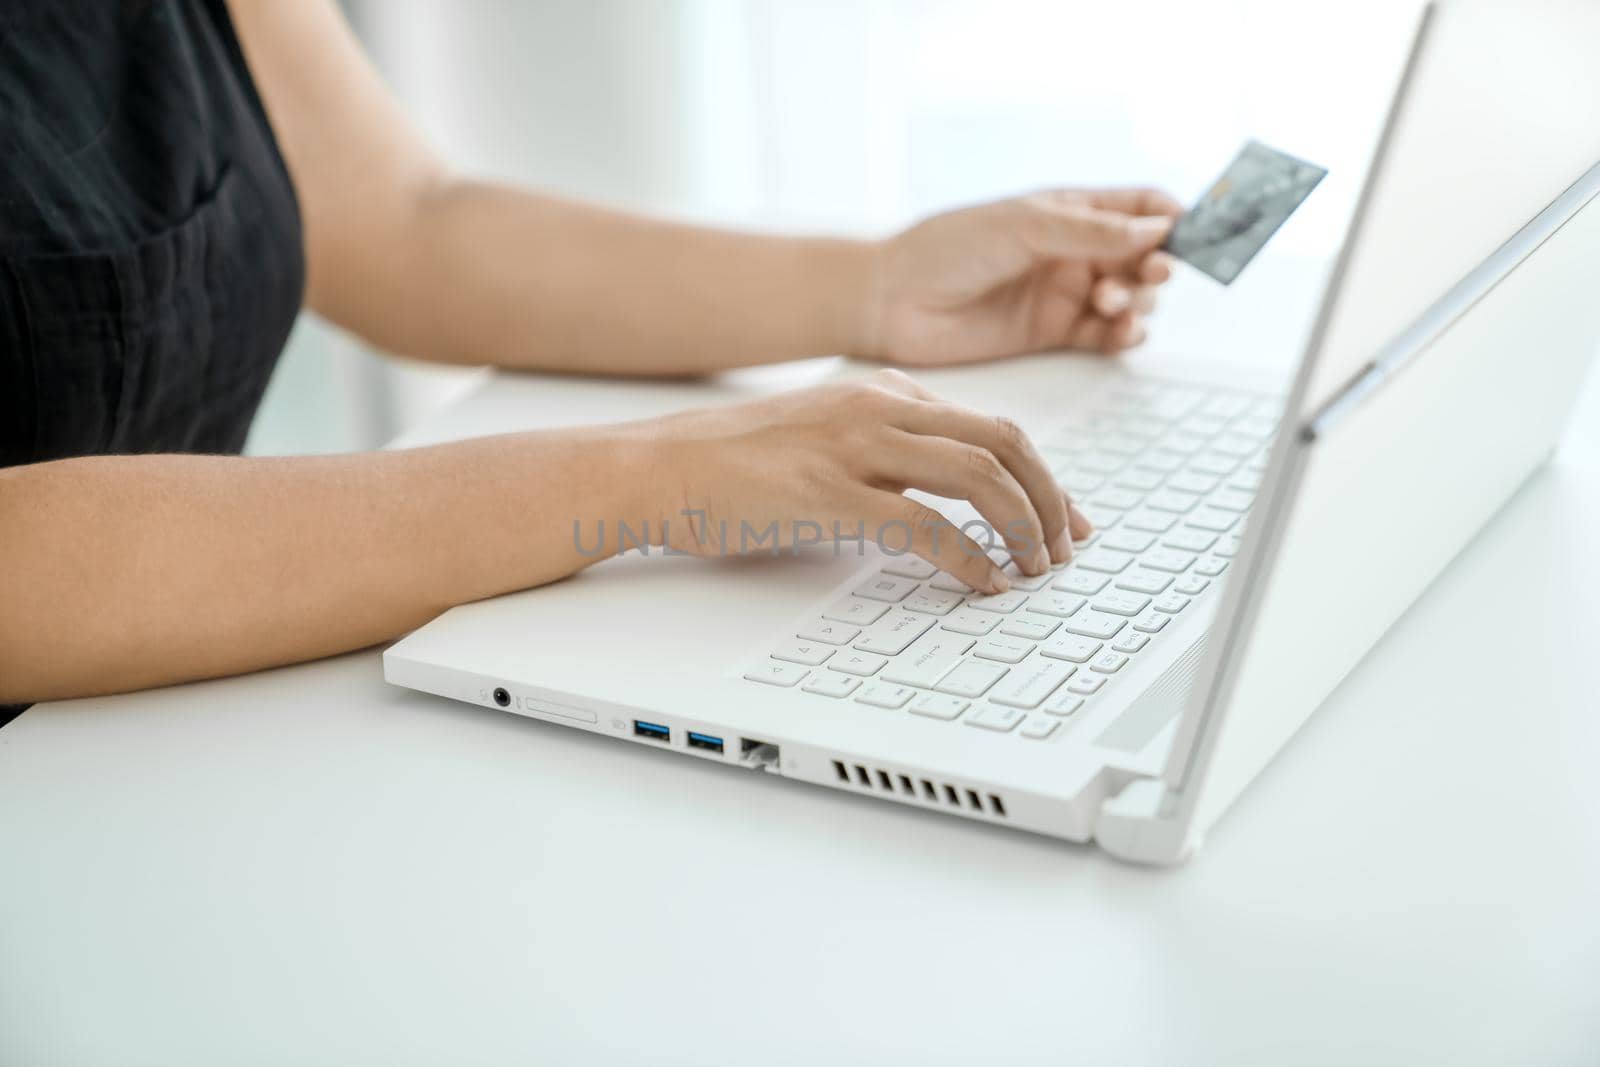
[1050,530,1073,563]
[1069,501,1094,535]
[987,567,1010,594]
[1101,287,1131,314]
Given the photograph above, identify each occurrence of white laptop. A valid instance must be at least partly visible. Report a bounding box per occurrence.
[385,1,1600,864]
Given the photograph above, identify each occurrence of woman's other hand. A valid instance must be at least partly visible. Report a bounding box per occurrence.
[865,188,1183,366]
[647,369,1091,596]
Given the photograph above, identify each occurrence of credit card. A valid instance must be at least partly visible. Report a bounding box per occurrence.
[1164,140,1327,285]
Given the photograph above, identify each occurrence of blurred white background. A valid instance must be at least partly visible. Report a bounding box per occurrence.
[246,0,1424,456]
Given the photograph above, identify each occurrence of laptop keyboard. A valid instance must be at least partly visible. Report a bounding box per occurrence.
[743,380,1281,742]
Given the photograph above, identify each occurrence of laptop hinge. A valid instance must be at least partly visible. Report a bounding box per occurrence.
[1093,778,1197,866]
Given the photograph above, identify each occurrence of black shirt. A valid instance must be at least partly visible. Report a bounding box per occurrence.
[1,0,305,722]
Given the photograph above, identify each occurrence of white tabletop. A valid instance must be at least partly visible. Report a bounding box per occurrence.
[5,260,1598,1065]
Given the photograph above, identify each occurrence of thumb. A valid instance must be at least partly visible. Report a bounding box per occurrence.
[1022,199,1174,259]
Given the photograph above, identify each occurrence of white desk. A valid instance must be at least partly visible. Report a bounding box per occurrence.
[4,262,1599,1065]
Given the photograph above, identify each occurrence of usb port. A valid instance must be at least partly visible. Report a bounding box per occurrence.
[686,731,724,754]
[633,720,671,743]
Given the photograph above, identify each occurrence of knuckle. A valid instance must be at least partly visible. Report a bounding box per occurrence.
[963,445,1004,483]
[991,416,1027,453]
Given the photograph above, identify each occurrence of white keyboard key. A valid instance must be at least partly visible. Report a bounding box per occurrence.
[1028,591,1088,618]
[1215,535,1243,558]
[908,693,968,721]
[1113,468,1165,492]
[833,651,889,676]
[1132,611,1170,634]
[1163,431,1209,454]
[880,632,974,688]
[1077,505,1123,530]
[1089,488,1144,511]
[1229,471,1263,493]
[1075,451,1126,474]
[1133,450,1185,474]
[856,683,917,709]
[772,639,835,666]
[1194,555,1230,577]
[744,661,808,688]
[803,672,862,698]
[1097,432,1149,456]
[1041,634,1102,663]
[1019,716,1059,740]
[856,574,920,603]
[1179,414,1229,438]
[973,636,1035,664]
[1090,651,1129,674]
[966,591,1028,614]
[1053,571,1108,597]
[1211,434,1257,457]
[990,659,1076,709]
[934,659,1009,698]
[823,596,889,626]
[1186,507,1240,532]
[1120,415,1167,439]
[1000,615,1060,641]
[929,572,974,594]
[797,619,860,645]
[903,589,964,615]
[1190,452,1238,476]
[1063,611,1126,640]
[1146,489,1200,513]
[1074,548,1135,574]
[1174,576,1211,596]
[1094,591,1151,617]
[1124,510,1177,533]
[1001,564,1053,592]
[1142,549,1197,574]
[880,556,938,580]
[1154,594,1191,614]
[1167,471,1220,495]
[1208,488,1255,512]
[1139,387,1203,421]
[1066,673,1106,695]
[1111,631,1150,654]
[1101,529,1155,553]
[1235,415,1279,439]
[1246,451,1271,471]
[1114,569,1172,595]
[1056,469,1104,495]
[964,704,1028,733]
[1043,692,1085,717]
[854,612,935,655]
[1201,393,1252,419]
[1162,528,1217,552]
[940,607,1002,636]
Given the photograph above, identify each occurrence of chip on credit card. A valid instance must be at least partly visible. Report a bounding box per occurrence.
[1164,141,1327,285]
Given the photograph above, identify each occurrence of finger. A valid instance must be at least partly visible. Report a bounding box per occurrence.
[1129,284,1158,315]
[1064,489,1094,541]
[864,366,938,401]
[1101,310,1144,353]
[1019,196,1174,260]
[1092,276,1132,316]
[1066,313,1115,354]
[1137,250,1175,285]
[869,493,1010,595]
[1079,186,1186,219]
[884,401,1074,567]
[868,431,1051,575]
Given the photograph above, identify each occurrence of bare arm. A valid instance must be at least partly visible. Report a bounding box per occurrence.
[229,0,874,376]
[0,428,658,703]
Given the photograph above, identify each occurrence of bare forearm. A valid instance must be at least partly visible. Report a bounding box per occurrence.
[325,182,881,375]
[0,429,663,703]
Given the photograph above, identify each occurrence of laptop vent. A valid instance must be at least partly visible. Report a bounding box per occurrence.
[830,758,1008,818]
